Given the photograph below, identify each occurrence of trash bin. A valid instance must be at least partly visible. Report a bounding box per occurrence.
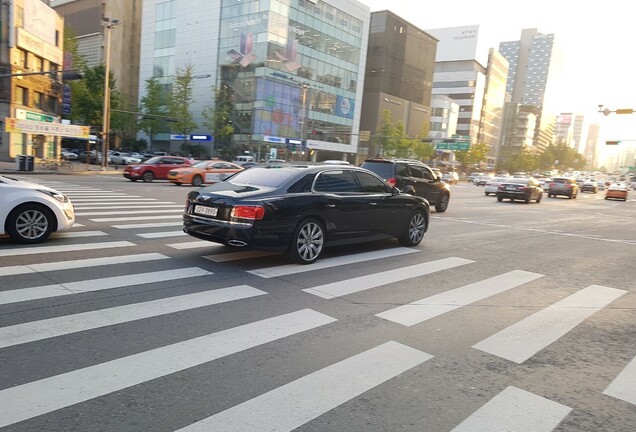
[16,155,26,171]
[26,155,34,171]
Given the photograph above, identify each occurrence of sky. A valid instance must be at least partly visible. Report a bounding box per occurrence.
[358,0,636,163]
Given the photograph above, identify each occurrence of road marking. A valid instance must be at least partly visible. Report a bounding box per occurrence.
[248,248,422,278]
[303,257,474,299]
[376,270,543,326]
[0,285,266,348]
[71,198,158,202]
[176,341,431,432]
[0,253,169,277]
[473,285,627,363]
[66,194,132,198]
[204,250,279,262]
[450,386,571,432]
[167,240,219,250]
[604,355,636,405]
[0,267,211,306]
[77,209,183,216]
[0,241,135,257]
[137,231,187,239]
[74,204,182,210]
[53,230,108,238]
[90,215,182,222]
[113,221,184,229]
[0,309,336,429]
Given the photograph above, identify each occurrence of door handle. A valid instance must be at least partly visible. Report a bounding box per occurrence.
[326,204,336,208]
[369,202,377,206]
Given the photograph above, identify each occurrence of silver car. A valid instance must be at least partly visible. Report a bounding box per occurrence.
[484,177,510,195]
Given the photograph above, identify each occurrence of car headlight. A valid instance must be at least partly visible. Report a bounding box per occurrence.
[37,189,69,203]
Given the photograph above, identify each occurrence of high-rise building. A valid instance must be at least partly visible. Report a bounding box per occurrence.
[499,28,563,150]
[585,124,600,168]
[139,0,370,162]
[358,10,436,161]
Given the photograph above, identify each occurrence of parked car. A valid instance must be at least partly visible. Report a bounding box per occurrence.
[167,160,243,187]
[360,158,450,212]
[183,166,430,264]
[123,156,193,182]
[484,177,510,196]
[605,183,629,201]
[110,151,142,165]
[467,172,483,183]
[547,177,579,199]
[442,172,459,185]
[581,180,599,193]
[0,175,75,243]
[61,149,78,160]
[496,178,543,203]
[474,174,493,186]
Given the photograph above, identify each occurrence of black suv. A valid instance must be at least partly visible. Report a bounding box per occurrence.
[361,158,450,212]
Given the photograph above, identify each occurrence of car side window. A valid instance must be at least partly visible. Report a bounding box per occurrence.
[395,163,410,177]
[408,165,424,179]
[355,171,390,193]
[421,166,436,180]
[159,158,173,164]
[314,170,358,193]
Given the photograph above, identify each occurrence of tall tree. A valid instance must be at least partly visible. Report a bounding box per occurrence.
[202,84,235,159]
[68,65,121,131]
[139,77,170,151]
[374,110,395,157]
[170,65,197,149]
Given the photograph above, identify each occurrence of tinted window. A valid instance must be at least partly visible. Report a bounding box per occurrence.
[420,166,436,180]
[288,173,316,193]
[144,157,162,164]
[314,170,358,192]
[395,163,410,177]
[228,167,296,187]
[355,171,390,193]
[408,165,424,179]
[360,162,394,179]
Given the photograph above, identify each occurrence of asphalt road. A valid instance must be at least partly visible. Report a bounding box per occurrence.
[1,175,634,432]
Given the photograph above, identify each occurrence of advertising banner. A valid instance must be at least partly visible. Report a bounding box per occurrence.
[5,118,90,138]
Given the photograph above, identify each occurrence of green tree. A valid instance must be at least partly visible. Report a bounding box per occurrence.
[202,84,235,159]
[139,76,170,151]
[170,65,198,149]
[373,110,395,157]
[507,148,539,173]
[454,142,490,169]
[68,65,122,132]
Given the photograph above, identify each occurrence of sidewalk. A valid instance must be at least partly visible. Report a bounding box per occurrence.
[0,160,122,176]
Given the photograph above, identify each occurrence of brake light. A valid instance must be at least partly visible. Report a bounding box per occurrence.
[231,205,265,220]
[386,177,397,187]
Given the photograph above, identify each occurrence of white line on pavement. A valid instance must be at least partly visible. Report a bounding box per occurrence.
[90,215,182,222]
[113,221,184,229]
[167,241,219,250]
[137,231,188,239]
[77,209,183,216]
[53,231,108,238]
[604,355,636,405]
[0,241,135,257]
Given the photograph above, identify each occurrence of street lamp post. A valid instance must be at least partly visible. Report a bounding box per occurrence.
[298,82,310,162]
[101,17,120,169]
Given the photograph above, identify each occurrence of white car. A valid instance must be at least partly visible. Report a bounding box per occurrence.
[484,177,511,196]
[110,152,142,165]
[0,175,75,244]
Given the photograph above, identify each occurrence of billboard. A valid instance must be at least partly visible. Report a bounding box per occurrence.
[23,0,57,46]
[253,78,302,138]
[427,25,481,63]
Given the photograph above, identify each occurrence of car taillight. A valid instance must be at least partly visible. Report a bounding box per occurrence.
[231,205,265,220]
[519,187,527,191]
[498,185,505,190]
[386,178,397,187]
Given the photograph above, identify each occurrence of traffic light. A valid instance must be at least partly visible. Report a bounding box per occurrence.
[605,140,621,145]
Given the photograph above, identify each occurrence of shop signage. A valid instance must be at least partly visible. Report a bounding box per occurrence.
[4,118,89,138]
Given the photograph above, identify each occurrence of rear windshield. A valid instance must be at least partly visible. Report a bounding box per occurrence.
[360,162,394,179]
[228,167,296,187]
[552,178,572,184]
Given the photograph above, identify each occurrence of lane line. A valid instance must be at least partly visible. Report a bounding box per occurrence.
[71,198,158,202]
[0,267,211,306]
[113,221,184,229]
[90,215,182,222]
[0,253,169,277]
[137,231,188,239]
[0,241,135,257]
[53,231,108,238]
[74,204,182,210]
[167,241,219,250]
[0,309,336,429]
[176,341,432,432]
[203,250,279,262]
[473,285,627,363]
[303,257,474,299]
[376,270,543,326]
[77,209,183,216]
[450,386,571,432]
[0,285,267,348]
[604,355,636,405]
[248,248,421,278]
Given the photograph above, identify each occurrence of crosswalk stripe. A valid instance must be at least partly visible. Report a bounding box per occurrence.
[473,285,627,364]
[113,221,184,229]
[0,285,267,349]
[71,198,158,202]
[77,209,183,216]
[0,253,169,276]
[248,248,421,278]
[74,204,182,210]
[0,309,336,429]
[90,215,182,222]
[137,231,187,239]
[73,201,175,206]
[0,267,211,306]
[376,270,543,326]
[176,341,432,432]
[67,194,132,198]
[203,250,279,262]
[450,386,571,432]
[53,230,108,238]
[0,241,135,257]
[604,355,636,405]
[167,240,218,250]
[303,257,474,299]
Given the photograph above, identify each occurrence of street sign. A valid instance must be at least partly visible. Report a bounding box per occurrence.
[605,140,621,145]
[190,134,212,141]
[16,109,54,123]
[436,141,470,151]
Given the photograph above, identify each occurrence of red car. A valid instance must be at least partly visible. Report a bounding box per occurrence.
[124,156,193,182]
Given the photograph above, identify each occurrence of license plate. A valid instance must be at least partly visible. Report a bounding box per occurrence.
[194,205,218,217]
[506,186,517,190]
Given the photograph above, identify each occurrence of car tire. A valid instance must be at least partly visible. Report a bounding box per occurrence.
[288,218,325,264]
[398,210,427,247]
[142,171,155,183]
[435,193,449,213]
[192,175,203,187]
[6,203,54,244]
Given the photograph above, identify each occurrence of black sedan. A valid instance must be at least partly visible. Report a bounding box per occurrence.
[496,178,543,203]
[183,165,430,264]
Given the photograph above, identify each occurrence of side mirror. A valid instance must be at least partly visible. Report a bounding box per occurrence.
[391,186,400,196]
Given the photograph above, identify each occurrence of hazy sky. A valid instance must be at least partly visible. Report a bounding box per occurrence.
[358,0,636,144]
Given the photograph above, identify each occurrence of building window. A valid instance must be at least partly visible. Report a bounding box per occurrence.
[15,86,28,106]
[15,6,24,27]
[34,91,44,109]
[18,49,28,69]
[35,56,44,72]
